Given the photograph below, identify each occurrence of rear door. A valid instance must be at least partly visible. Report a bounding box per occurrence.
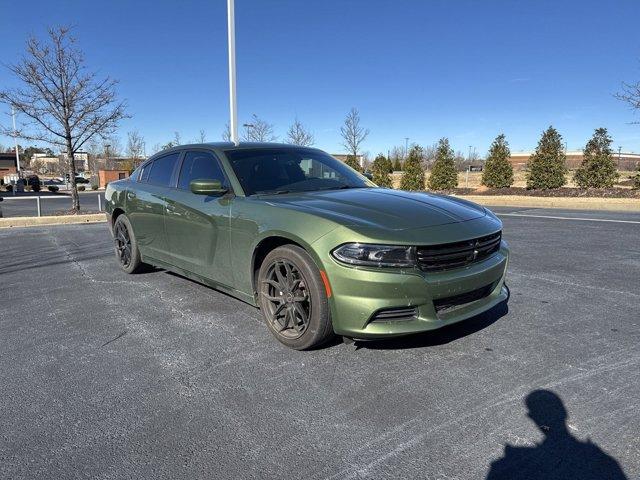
[163,149,233,286]
[127,151,181,263]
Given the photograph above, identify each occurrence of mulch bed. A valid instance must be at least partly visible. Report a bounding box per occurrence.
[448,187,640,199]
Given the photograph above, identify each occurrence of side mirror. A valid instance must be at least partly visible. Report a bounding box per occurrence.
[190,179,228,196]
[363,172,373,180]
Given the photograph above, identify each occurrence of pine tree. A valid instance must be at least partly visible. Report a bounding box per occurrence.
[400,145,425,191]
[574,128,619,188]
[393,157,402,171]
[371,153,393,188]
[632,163,640,190]
[344,155,362,172]
[526,126,568,189]
[428,138,458,190]
[482,134,513,188]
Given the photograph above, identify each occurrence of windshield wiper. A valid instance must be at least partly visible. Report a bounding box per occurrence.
[316,184,367,191]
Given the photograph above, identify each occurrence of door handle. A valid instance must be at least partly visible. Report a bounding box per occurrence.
[127,191,136,200]
[166,204,176,213]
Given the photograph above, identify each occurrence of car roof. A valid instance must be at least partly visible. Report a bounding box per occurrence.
[154,142,320,155]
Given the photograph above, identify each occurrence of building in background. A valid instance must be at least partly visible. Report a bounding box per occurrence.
[508,151,640,171]
[0,153,18,181]
[31,152,61,173]
[61,151,89,171]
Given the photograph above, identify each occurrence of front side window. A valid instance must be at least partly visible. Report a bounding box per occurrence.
[137,162,151,182]
[178,150,227,190]
[225,148,372,195]
[147,152,180,187]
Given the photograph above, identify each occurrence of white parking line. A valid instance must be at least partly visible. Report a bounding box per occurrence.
[498,213,640,224]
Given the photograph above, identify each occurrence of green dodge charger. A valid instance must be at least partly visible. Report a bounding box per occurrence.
[105,143,509,349]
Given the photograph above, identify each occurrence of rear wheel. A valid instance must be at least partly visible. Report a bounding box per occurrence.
[258,245,333,350]
[113,215,143,274]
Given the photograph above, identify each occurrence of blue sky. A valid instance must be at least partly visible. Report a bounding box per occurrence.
[1,0,640,156]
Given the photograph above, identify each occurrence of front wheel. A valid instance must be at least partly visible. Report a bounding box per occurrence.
[258,245,333,350]
[113,214,143,274]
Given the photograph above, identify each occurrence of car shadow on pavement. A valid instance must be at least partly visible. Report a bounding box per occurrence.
[485,389,628,479]
[353,297,509,351]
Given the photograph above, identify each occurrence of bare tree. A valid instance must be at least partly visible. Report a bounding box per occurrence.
[126,130,145,167]
[340,108,369,161]
[173,131,182,146]
[242,114,277,142]
[616,80,640,122]
[0,27,127,211]
[222,123,231,142]
[102,135,122,157]
[197,129,207,143]
[286,118,314,146]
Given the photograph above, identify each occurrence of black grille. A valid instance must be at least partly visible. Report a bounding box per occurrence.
[416,231,502,272]
[433,283,495,314]
[370,306,418,322]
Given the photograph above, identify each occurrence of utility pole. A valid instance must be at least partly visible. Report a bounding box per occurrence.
[227,0,239,146]
[11,106,21,177]
[618,146,622,169]
[404,137,409,159]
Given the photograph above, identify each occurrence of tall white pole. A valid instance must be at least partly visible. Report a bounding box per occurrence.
[227,0,239,146]
[11,106,21,175]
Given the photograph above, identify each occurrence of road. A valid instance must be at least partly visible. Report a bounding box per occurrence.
[0,191,105,217]
[0,208,638,479]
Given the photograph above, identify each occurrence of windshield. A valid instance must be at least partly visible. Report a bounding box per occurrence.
[225,147,373,196]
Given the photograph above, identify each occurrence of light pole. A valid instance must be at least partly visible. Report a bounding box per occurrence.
[404,137,409,159]
[11,106,21,177]
[227,0,239,146]
[243,123,255,141]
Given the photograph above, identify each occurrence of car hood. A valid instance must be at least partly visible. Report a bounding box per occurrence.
[261,188,486,231]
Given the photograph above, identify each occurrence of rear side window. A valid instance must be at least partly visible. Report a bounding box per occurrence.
[148,153,180,187]
[178,150,227,190]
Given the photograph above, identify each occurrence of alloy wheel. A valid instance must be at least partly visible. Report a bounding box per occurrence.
[114,221,132,268]
[261,259,311,339]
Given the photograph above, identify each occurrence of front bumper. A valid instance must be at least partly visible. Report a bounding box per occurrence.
[321,240,509,339]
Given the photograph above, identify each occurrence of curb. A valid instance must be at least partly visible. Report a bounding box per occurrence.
[0,214,107,229]
[458,195,640,212]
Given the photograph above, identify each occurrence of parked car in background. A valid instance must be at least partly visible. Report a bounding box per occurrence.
[75,176,90,184]
[105,143,509,350]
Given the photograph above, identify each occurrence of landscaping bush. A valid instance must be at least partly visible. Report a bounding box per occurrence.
[428,138,458,190]
[526,126,567,189]
[91,184,99,190]
[574,128,619,188]
[632,165,640,190]
[4,184,13,192]
[400,145,426,191]
[48,185,59,192]
[482,134,513,188]
[78,185,86,191]
[371,153,393,188]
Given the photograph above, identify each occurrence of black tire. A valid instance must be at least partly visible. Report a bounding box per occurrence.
[113,214,143,274]
[258,245,333,350]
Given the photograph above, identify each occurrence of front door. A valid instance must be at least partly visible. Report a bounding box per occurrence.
[163,149,233,286]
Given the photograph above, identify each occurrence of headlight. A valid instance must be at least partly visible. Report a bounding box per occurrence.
[331,243,416,268]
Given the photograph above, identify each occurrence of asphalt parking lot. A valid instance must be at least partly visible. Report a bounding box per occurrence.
[0,191,105,217]
[1,207,638,479]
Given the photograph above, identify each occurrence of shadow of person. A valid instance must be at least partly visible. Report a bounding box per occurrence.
[486,389,628,479]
